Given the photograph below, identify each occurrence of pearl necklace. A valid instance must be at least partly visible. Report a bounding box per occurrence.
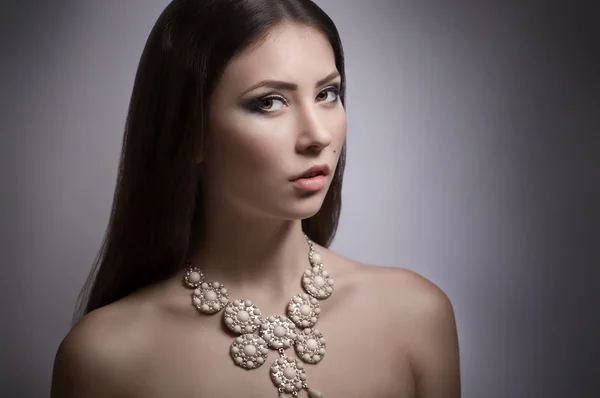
[183,235,334,397]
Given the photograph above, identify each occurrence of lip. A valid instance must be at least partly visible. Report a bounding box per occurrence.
[290,164,331,192]
[291,164,331,181]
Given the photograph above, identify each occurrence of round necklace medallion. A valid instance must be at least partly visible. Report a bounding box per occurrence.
[287,293,321,328]
[184,266,204,288]
[260,315,297,349]
[270,356,307,394]
[192,281,229,314]
[295,328,326,364]
[302,266,335,299]
[308,250,323,267]
[230,334,269,369]
[223,299,263,334]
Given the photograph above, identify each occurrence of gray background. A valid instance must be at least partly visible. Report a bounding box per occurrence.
[2,1,598,397]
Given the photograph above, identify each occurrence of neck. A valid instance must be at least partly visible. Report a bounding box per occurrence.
[188,202,311,300]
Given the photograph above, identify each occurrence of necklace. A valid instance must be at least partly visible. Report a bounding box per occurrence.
[183,235,333,397]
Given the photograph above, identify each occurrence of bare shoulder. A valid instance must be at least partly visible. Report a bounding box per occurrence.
[360,263,461,397]
[362,263,454,315]
[325,248,453,314]
[350,260,457,338]
[51,299,153,398]
[327,250,461,397]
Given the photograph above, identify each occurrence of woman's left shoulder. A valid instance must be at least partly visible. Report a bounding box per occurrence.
[324,253,461,396]
[321,248,455,318]
[329,251,456,323]
[361,263,454,312]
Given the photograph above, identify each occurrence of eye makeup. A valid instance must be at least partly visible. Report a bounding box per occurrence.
[242,84,341,114]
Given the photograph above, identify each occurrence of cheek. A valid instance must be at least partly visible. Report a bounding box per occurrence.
[329,109,347,147]
[208,116,290,171]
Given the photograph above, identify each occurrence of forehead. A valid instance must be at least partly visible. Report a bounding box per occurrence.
[219,23,337,91]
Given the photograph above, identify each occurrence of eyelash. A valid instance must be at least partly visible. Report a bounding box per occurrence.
[245,85,341,114]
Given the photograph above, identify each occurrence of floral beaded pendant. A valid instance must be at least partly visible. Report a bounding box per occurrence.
[184,235,329,397]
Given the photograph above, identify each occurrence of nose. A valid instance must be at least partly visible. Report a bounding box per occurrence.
[295,107,332,154]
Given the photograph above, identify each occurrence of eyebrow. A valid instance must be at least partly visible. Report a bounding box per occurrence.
[240,71,341,96]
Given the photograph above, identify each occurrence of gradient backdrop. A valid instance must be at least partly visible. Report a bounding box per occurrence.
[2,1,598,397]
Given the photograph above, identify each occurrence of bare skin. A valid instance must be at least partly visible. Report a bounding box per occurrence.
[51,23,460,397]
[51,246,460,398]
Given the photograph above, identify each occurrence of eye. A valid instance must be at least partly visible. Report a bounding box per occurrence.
[316,86,340,103]
[246,95,287,113]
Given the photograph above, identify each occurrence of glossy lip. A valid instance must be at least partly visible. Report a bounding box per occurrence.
[291,164,331,181]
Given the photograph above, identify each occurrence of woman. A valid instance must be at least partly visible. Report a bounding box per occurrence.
[51,0,460,397]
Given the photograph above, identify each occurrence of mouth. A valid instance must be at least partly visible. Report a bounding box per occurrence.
[290,164,331,192]
[292,164,331,181]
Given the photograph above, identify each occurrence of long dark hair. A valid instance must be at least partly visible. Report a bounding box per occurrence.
[75,0,347,323]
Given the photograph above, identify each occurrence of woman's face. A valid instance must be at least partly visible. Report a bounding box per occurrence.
[203,23,347,220]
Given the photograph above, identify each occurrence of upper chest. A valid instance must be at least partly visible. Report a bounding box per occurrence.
[128,265,417,398]
[133,291,415,398]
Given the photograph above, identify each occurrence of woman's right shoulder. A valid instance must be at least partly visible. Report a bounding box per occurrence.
[51,299,152,398]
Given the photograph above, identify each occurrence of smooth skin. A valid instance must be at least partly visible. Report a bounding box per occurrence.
[51,23,460,398]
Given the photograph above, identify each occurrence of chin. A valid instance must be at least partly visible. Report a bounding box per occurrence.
[241,184,331,221]
[255,190,327,220]
[269,191,327,221]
